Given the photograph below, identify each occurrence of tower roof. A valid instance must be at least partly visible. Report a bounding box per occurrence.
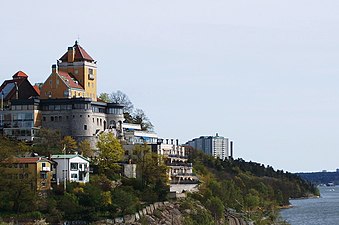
[59,41,95,62]
[12,71,28,79]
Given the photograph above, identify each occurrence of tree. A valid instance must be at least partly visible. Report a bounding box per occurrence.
[132,108,154,131]
[109,90,134,113]
[96,133,124,176]
[98,93,110,102]
[206,196,224,221]
[32,128,62,156]
[78,140,94,158]
[62,136,77,153]
[133,144,168,201]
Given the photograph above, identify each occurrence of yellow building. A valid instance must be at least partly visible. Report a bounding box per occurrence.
[40,41,97,101]
[3,157,54,191]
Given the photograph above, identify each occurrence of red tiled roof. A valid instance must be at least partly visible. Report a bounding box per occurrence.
[57,71,84,89]
[12,71,28,79]
[59,41,94,62]
[11,157,52,164]
[96,97,106,102]
[33,85,40,96]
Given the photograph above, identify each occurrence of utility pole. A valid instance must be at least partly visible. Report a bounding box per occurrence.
[63,145,67,192]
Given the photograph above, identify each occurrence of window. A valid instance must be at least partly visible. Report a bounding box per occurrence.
[56,79,59,85]
[75,69,78,74]
[49,80,52,85]
[43,117,46,121]
[84,125,87,130]
[70,163,78,170]
[71,174,78,179]
[51,116,54,122]
[42,162,46,167]
[40,172,47,179]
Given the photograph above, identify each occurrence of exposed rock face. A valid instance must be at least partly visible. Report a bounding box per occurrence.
[94,200,250,225]
[134,202,184,225]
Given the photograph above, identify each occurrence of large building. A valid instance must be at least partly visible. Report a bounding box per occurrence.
[186,133,230,160]
[0,42,125,146]
[41,41,97,100]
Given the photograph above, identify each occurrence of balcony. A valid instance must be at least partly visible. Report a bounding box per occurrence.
[88,74,95,80]
[167,162,192,167]
[41,167,50,172]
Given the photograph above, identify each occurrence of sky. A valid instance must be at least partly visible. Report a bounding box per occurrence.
[1,0,339,172]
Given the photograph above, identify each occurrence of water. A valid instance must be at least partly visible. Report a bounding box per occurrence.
[280,186,339,225]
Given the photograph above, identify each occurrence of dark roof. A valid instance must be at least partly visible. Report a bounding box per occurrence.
[0,71,40,100]
[59,41,94,62]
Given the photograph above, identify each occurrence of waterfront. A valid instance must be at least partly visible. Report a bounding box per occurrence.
[280,186,339,225]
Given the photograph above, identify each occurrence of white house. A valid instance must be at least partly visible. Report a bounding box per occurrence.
[51,154,90,183]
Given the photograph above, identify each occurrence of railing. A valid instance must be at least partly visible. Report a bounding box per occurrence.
[41,167,51,172]
[167,162,192,167]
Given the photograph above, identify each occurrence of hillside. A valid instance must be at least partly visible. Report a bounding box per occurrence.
[0,137,318,224]
[183,150,319,224]
[297,171,339,185]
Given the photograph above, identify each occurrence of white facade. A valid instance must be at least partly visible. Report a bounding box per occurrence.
[151,139,198,185]
[51,154,90,183]
[186,133,230,160]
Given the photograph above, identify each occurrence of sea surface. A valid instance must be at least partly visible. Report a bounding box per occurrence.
[280,186,339,225]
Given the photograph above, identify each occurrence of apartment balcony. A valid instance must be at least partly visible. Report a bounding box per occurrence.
[168,154,188,159]
[167,162,192,167]
[41,167,51,172]
[88,74,95,80]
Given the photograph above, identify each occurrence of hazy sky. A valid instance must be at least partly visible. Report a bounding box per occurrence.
[1,0,339,172]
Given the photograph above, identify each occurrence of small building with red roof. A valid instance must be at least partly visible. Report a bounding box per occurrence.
[2,157,55,192]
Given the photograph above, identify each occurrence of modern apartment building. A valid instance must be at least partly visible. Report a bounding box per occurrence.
[186,133,230,160]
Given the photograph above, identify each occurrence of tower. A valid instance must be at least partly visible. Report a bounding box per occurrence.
[40,41,97,101]
[58,41,97,100]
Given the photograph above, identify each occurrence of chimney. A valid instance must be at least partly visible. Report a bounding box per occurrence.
[230,141,233,158]
[67,46,75,63]
[52,64,57,74]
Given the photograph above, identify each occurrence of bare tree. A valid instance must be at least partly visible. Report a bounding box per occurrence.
[109,90,134,113]
[133,108,154,131]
